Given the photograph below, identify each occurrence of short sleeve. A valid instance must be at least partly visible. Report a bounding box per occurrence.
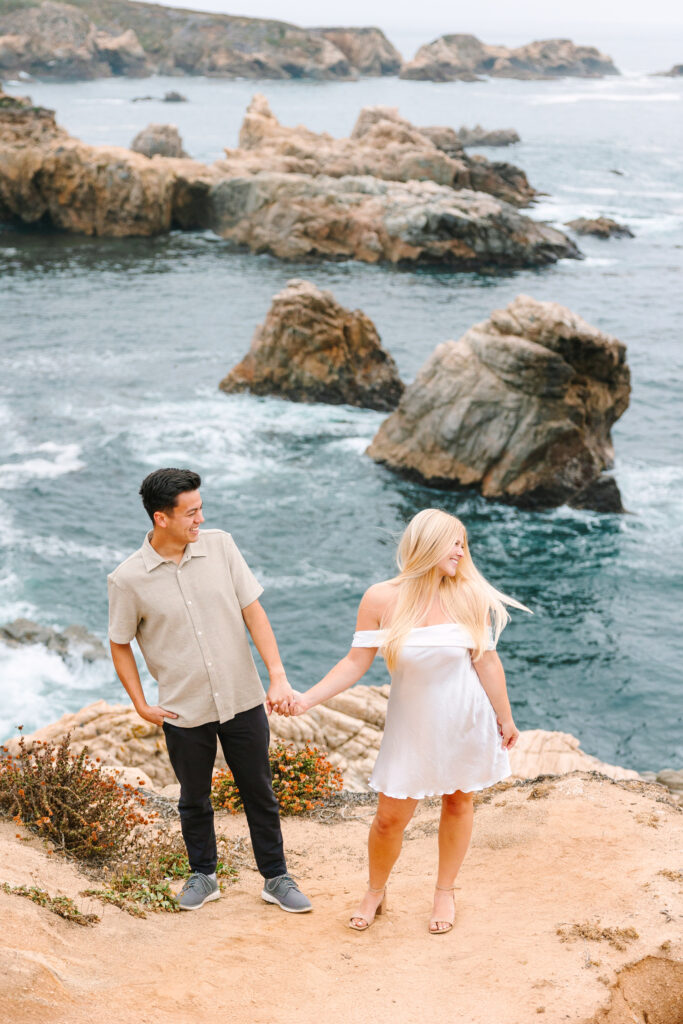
[224,535,264,609]
[108,576,139,644]
[486,625,497,651]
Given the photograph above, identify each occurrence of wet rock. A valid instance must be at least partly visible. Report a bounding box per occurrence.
[130,123,187,159]
[401,33,619,81]
[0,618,106,661]
[163,90,187,102]
[219,279,404,411]
[311,26,402,75]
[566,216,634,239]
[569,474,625,513]
[456,125,520,147]
[367,295,630,510]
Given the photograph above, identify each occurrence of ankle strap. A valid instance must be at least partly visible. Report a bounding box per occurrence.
[435,885,455,892]
[368,885,386,894]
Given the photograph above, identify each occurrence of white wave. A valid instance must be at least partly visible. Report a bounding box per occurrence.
[581,257,619,267]
[0,247,18,256]
[532,92,680,105]
[255,564,356,590]
[0,442,85,488]
[0,640,119,742]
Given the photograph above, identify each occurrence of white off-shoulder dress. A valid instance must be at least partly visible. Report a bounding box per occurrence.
[352,624,510,800]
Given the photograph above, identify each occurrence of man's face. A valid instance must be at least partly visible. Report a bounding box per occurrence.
[155,489,204,546]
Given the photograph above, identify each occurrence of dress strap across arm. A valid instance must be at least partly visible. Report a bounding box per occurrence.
[351,629,386,648]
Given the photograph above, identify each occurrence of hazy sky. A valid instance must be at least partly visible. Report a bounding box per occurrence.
[162,0,683,34]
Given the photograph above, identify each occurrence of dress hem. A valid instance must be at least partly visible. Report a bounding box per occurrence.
[367,766,511,801]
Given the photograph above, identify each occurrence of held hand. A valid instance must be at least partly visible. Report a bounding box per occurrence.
[137,704,178,728]
[498,718,519,750]
[266,676,295,716]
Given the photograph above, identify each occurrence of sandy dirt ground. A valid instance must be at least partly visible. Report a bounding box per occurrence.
[1,774,681,1024]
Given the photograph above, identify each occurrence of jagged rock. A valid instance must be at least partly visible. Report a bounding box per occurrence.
[163,90,187,102]
[131,123,187,159]
[652,63,683,77]
[227,97,536,207]
[219,279,404,411]
[0,618,106,662]
[311,26,402,75]
[566,216,634,239]
[401,33,619,81]
[417,125,464,157]
[367,295,630,510]
[4,695,650,795]
[456,125,520,147]
[569,474,625,513]
[0,0,357,81]
[0,93,575,267]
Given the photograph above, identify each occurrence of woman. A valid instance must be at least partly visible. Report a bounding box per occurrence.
[288,508,528,934]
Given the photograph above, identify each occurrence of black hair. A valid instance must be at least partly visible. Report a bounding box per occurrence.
[139,468,201,523]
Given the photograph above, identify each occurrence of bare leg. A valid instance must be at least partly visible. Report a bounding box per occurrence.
[431,790,474,933]
[350,793,418,927]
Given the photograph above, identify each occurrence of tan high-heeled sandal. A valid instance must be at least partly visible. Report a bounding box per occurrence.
[348,885,387,931]
[429,885,455,934]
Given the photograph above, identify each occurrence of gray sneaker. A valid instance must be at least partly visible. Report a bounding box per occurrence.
[261,873,312,913]
[177,872,220,911]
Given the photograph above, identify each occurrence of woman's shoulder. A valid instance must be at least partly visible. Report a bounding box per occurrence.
[356,579,398,630]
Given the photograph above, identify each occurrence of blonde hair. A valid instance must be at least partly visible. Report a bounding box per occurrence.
[381,509,529,671]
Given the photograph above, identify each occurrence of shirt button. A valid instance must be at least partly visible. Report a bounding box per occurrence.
[207,662,212,666]
[197,631,202,635]
[187,600,192,605]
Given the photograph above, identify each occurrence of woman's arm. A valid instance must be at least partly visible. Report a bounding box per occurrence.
[471,651,519,750]
[291,584,388,715]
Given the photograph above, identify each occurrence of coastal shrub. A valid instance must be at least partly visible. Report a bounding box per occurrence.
[212,741,343,816]
[1,882,99,926]
[0,731,154,860]
[85,833,239,917]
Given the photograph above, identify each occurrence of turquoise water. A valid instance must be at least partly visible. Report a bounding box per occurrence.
[1,72,682,771]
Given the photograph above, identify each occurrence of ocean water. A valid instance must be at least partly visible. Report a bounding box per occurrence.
[0,71,682,773]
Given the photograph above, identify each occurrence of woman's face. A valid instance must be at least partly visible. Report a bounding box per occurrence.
[436,535,465,577]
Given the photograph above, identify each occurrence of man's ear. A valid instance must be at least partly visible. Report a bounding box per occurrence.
[153,510,167,529]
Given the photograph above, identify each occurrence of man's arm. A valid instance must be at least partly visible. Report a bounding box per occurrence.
[240,599,294,713]
[109,641,178,727]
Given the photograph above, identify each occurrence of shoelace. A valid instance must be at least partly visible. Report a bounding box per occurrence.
[182,873,210,894]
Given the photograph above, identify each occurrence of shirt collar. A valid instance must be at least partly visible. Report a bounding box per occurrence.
[141,530,208,572]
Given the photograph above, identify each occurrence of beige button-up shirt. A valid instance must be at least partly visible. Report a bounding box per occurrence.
[108,529,265,728]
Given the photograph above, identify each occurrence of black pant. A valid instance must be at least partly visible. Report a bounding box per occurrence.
[163,704,287,879]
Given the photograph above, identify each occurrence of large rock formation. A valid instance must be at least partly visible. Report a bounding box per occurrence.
[566,217,634,239]
[228,96,536,208]
[130,123,187,159]
[401,34,619,81]
[367,296,630,511]
[0,0,402,81]
[310,26,402,75]
[0,1,150,79]
[0,91,577,268]
[3,694,649,795]
[208,172,576,268]
[219,279,403,410]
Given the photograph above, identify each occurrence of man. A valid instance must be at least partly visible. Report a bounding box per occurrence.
[108,467,311,913]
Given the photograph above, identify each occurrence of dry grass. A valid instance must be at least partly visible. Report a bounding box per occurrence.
[2,882,99,926]
[556,920,639,951]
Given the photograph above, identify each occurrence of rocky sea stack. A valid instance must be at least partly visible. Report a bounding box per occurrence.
[367,296,630,511]
[566,216,634,239]
[219,279,403,411]
[400,34,619,81]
